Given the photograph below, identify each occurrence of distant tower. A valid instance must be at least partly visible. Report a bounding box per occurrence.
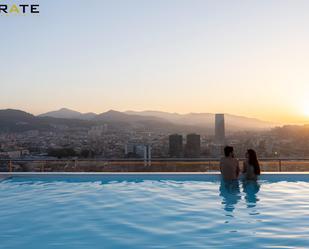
[215,114,225,144]
[185,133,201,158]
[169,134,183,157]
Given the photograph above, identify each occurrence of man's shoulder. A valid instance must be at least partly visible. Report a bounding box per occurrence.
[220,157,238,161]
[220,157,239,165]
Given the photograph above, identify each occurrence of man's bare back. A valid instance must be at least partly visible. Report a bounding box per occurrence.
[220,157,240,180]
[220,146,240,180]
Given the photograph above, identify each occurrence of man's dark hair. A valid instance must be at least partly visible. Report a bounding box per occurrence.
[224,146,234,157]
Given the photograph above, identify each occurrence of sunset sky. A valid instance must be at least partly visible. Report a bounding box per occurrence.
[1,0,309,124]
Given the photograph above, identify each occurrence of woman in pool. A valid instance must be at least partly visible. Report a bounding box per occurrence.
[243,149,261,180]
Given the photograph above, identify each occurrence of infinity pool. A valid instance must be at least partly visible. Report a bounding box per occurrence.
[0,173,309,249]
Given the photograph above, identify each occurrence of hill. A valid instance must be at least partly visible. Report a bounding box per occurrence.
[39,108,96,120]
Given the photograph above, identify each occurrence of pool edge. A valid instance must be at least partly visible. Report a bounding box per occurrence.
[1,172,309,183]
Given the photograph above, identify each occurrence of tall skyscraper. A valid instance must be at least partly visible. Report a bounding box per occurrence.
[185,133,201,157]
[169,134,183,157]
[215,114,225,144]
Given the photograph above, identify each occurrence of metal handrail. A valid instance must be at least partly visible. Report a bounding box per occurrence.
[2,158,309,173]
[2,157,309,162]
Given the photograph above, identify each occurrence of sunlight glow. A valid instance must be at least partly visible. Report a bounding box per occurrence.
[302,103,309,117]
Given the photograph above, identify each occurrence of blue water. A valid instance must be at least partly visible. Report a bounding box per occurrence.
[0,176,309,249]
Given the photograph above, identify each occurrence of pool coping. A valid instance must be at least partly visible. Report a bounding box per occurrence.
[1,172,309,175]
[1,172,309,182]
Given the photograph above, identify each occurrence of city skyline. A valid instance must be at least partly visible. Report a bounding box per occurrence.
[1,1,309,124]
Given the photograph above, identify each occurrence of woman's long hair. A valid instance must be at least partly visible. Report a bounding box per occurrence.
[247,149,260,175]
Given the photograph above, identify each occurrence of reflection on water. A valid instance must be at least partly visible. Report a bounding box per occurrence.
[243,180,260,208]
[219,180,241,212]
[219,180,260,213]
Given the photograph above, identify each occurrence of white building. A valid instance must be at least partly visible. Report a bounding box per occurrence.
[125,143,151,160]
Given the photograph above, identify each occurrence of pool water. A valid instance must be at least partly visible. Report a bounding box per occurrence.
[0,175,309,249]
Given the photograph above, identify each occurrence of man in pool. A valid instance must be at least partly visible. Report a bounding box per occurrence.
[220,146,240,180]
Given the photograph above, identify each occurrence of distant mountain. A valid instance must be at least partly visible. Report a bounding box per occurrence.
[95,110,169,123]
[39,108,96,120]
[0,109,35,120]
[82,112,97,120]
[0,109,94,132]
[0,108,277,133]
[95,110,129,121]
[0,109,49,132]
[93,110,186,131]
[125,110,276,131]
[0,109,193,133]
[39,108,277,131]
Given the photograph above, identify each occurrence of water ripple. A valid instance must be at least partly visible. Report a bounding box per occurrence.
[0,179,308,248]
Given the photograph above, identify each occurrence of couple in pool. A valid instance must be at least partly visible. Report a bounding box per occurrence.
[220,146,261,181]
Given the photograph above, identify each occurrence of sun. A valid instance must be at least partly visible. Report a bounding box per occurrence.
[303,104,309,117]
